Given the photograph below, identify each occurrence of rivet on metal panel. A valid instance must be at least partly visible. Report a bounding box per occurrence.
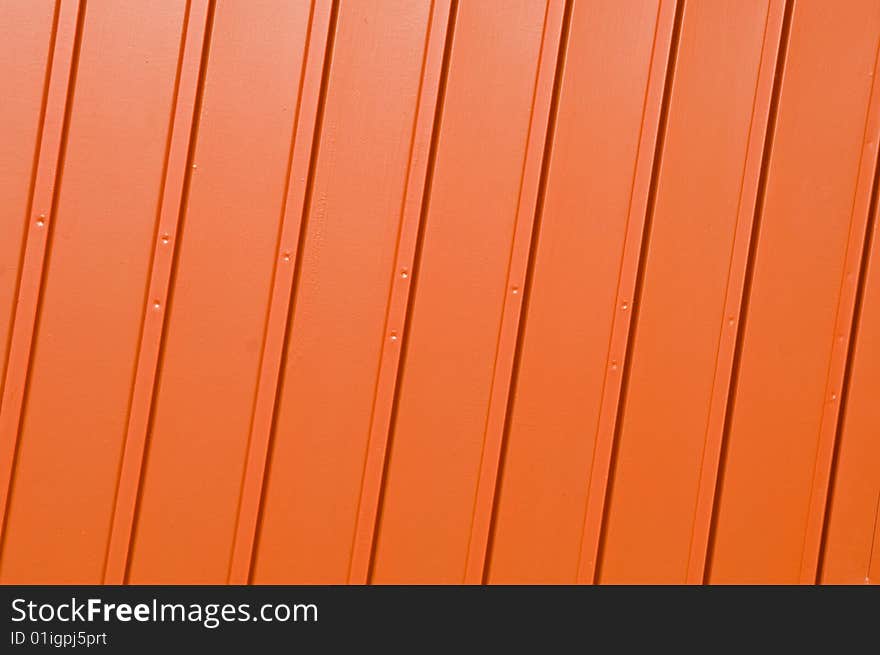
[35,215,46,228]
[281,251,292,263]
[401,268,409,279]
[390,332,399,343]
[160,233,171,245]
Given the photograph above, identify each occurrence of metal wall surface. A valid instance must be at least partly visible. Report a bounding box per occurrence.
[1,0,879,584]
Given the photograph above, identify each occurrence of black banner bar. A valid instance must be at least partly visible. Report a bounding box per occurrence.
[0,585,874,651]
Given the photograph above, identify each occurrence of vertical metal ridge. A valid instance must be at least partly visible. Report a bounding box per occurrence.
[0,0,84,552]
[819,138,880,584]
[1,1,62,401]
[242,0,340,585]
[575,0,681,585]
[800,25,880,584]
[704,0,795,581]
[481,1,573,581]
[102,0,215,584]
[227,0,337,584]
[462,0,569,585]
[593,0,685,584]
[347,0,457,585]
[361,1,458,583]
[685,0,789,585]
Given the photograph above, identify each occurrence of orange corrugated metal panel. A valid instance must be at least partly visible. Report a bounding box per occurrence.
[253,0,433,584]
[709,0,880,583]
[1,0,186,583]
[822,186,880,584]
[105,0,214,583]
[2,0,880,585]
[0,0,56,394]
[599,0,779,584]
[488,0,669,583]
[126,0,311,584]
[370,0,550,583]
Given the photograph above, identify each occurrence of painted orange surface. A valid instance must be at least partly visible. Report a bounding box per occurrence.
[709,0,880,584]
[822,181,880,584]
[489,0,666,583]
[128,0,312,584]
[372,0,549,584]
[1,0,879,585]
[600,0,776,584]
[252,0,434,584]
[0,1,56,396]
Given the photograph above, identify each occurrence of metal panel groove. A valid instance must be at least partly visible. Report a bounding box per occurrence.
[229,0,337,586]
[0,0,83,550]
[579,0,681,583]
[105,0,215,584]
[465,0,569,585]
[349,0,456,585]
[821,112,880,584]
[709,0,880,583]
